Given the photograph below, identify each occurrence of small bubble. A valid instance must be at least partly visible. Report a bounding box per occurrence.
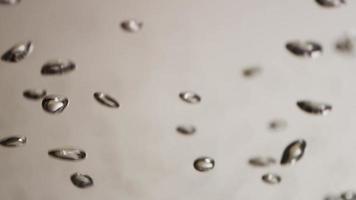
[176,125,196,135]
[194,157,215,172]
[0,136,26,147]
[179,91,201,104]
[23,89,47,100]
[262,173,281,184]
[93,92,119,108]
[121,19,143,33]
[341,191,356,200]
[42,95,68,114]
[249,156,276,167]
[316,0,346,7]
[297,100,332,115]
[280,139,306,166]
[1,41,33,63]
[286,41,322,58]
[242,66,262,78]
[41,60,76,75]
[336,34,356,54]
[71,173,94,188]
[48,148,86,161]
[269,119,287,131]
[0,0,20,5]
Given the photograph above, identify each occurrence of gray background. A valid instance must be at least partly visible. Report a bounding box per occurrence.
[0,0,355,199]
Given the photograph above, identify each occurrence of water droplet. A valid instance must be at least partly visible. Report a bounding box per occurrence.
[0,0,20,5]
[341,191,356,200]
[269,119,287,131]
[249,156,276,167]
[41,60,76,75]
[1,41,33,63]
[93,92,120,108]
[316,0,346,7]
[297,100,332,115]
[23,89,47,100]
[121,19,143,32]
[194,157,215,172]
[71,173,93,188]
[0,136,26,147]
[42,95,68,114]
[179,91,201,104]
[262,173,281,184]
[286,41,322,58]
[336,34,356,54]
[281,139,306,165]
[242,66,262,78]
[176,125,196,135]
[48,148,86,161]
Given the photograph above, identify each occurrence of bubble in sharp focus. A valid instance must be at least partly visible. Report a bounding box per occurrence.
[297,100,332,115]
[269,119,287,131]
[336,33,356,54]
[0,0,20,5]
[280,139,306,166]
[179,91,201,104]
[286,41,322,58]
[121,19,143,33]
[316,0,346,7]
[0,136,26,147]
[23,89,47,100]
[176,124,196,135]
[262,173,281,185]
[1,41,33,63]
[341,191,356,200]
[48,148,86,161]
[41,60,76,75]
[42,95,68,114]
[71,173,94,188]
[194,157,215,172]
[93,92,120,108]
[249,156,276,167]
[242,66,262,78]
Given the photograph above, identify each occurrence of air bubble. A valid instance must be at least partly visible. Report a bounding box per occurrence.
[176,125,196,135]
[48,148,86,161]
[262,173,281,184]
[71,173,94,188]
[297,100,332,115]
[341,191,356,200]
[286,41,322,58]
[179,91,201,104]
[269,119,287,131]
[280,139,306,165]
[194,157,215,172]
[336,34,356,54]
[316,0,346,7]
[242,66,262,78]
[23,89,47,100]
[0,0,20,5]
[121,20,143,33]
[93,92,119,108]
[41,60,76,75]
[0,136,26,147]
[42,95,68,114]
[249,156,276,167]
[1,41,33,63]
